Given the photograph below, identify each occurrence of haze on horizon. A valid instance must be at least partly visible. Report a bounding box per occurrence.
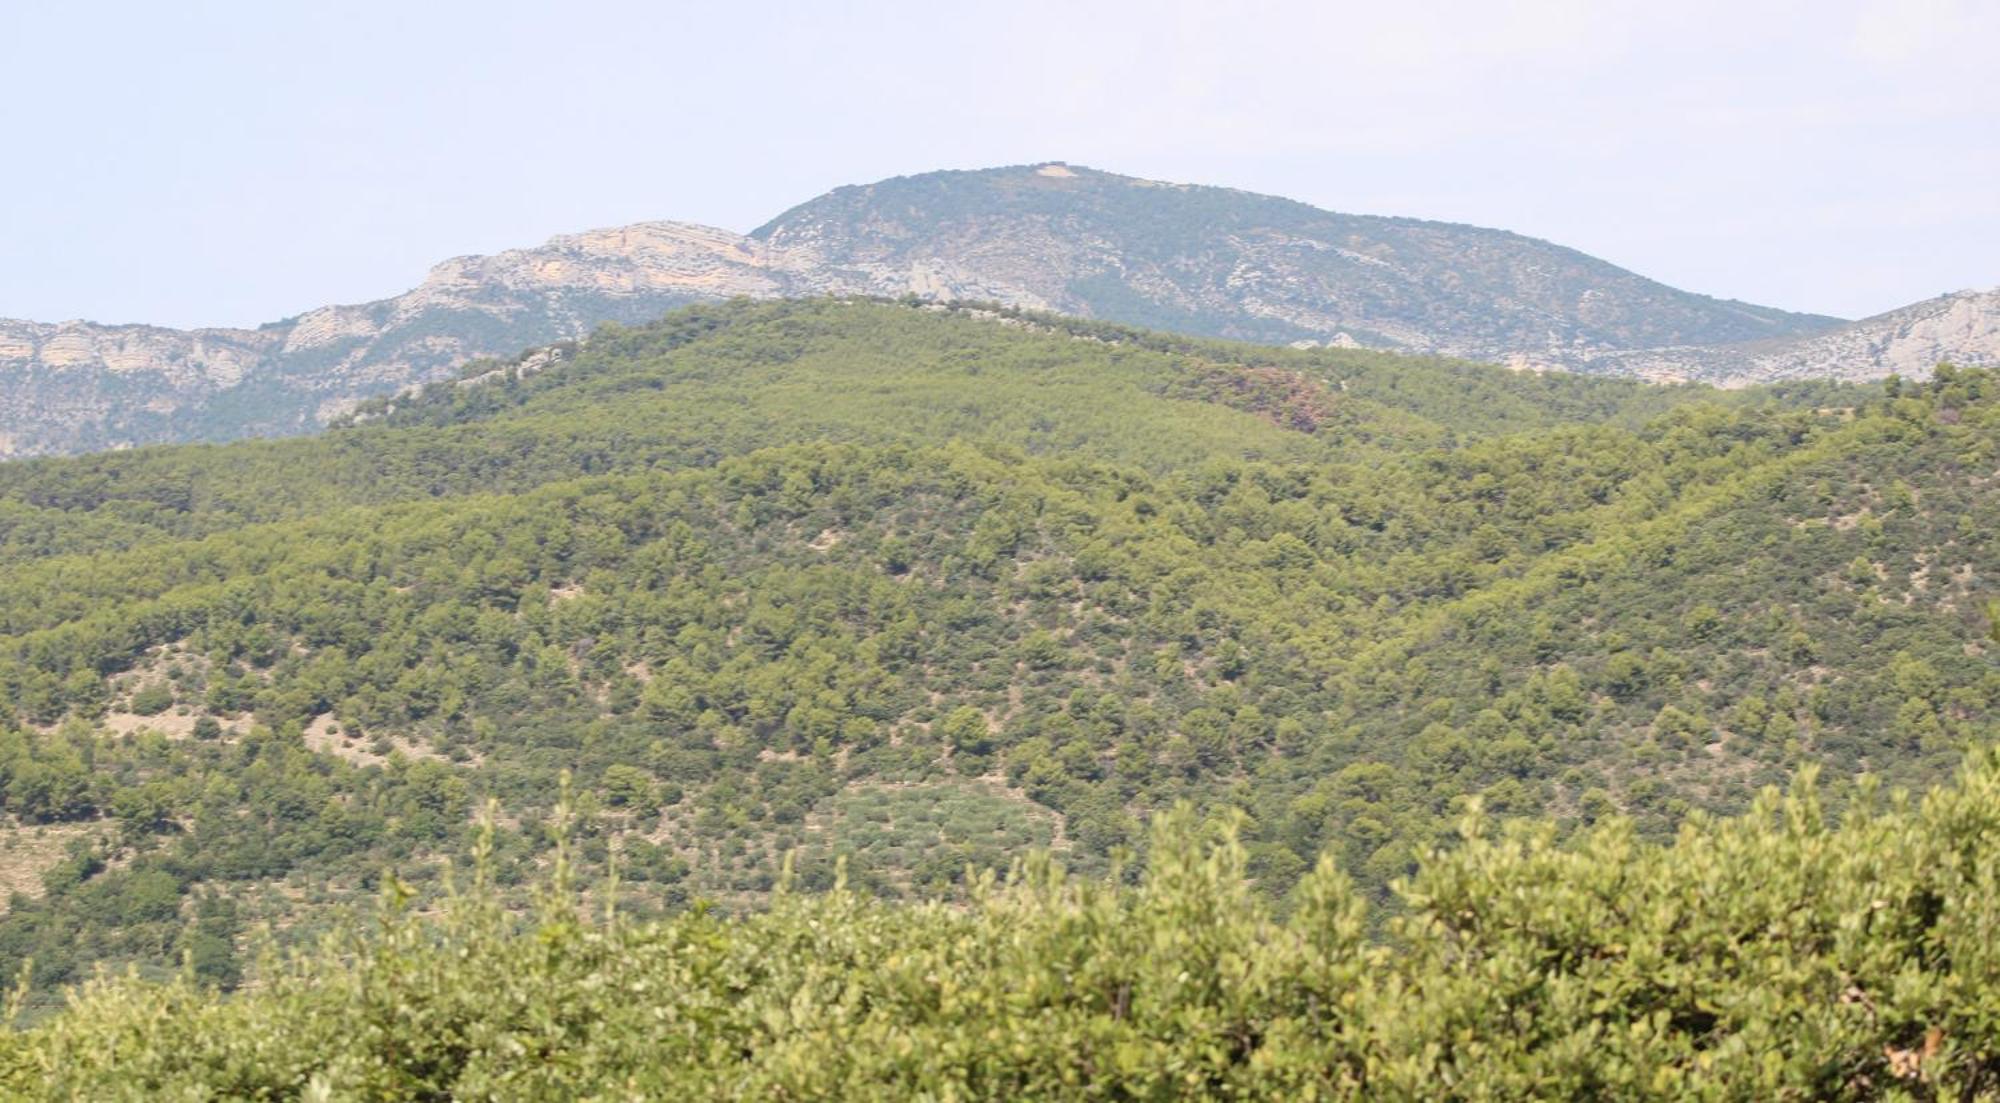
[3,0,1995,331]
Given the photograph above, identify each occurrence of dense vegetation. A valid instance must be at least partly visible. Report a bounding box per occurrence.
[6,754,1996,1098]
[0,299,1991,1066]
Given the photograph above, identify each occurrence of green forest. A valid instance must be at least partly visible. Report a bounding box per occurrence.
[0,298,1993,1096]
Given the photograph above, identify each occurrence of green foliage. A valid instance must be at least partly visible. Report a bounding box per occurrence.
[6,753,1998,1098]
[0,298,1990,1009]
[125,683,173,716]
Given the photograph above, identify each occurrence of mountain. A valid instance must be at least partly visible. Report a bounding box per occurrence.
[0,299,1991,1014]
[0,222,784,457]
[750,164,1837,354]
[1563,286,2000,385]
[1,163,1855,459]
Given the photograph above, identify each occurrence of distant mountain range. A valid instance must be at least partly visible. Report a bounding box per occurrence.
[3,163,1992,458]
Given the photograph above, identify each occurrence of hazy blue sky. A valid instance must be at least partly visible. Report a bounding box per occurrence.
[3,0,1994,328]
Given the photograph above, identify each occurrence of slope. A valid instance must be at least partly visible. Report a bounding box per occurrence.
[0,301,1989,1005]
[0,298,1749,564]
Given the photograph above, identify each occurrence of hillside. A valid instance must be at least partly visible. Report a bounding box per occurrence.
[0,163,1851,459]
[0,300,1991,1018]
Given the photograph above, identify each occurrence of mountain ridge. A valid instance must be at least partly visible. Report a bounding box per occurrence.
[6,161,1986,459]
[1560,286,2000,385]
[749,163,1838,354]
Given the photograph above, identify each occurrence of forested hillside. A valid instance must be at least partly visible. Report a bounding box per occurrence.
[0,298,1991,1030]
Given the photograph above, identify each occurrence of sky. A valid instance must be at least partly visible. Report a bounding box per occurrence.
[2,0,1995,329]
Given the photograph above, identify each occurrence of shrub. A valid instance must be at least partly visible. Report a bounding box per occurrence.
[6,751,1998,1099]
[128,683,174,717]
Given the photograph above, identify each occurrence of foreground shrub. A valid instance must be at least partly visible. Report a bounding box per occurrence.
[3,749,1998,1100]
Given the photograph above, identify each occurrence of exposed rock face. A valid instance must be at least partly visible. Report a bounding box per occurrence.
[1,162,1979,458]
[0,223,768,457]
[1558,288,2000,385]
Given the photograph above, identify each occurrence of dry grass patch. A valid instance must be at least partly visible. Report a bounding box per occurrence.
[0,822,100,912]
[301,715,452,767]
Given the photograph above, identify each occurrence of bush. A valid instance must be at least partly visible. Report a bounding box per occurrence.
[128,683,174,717]
[6,750,1998,1099]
